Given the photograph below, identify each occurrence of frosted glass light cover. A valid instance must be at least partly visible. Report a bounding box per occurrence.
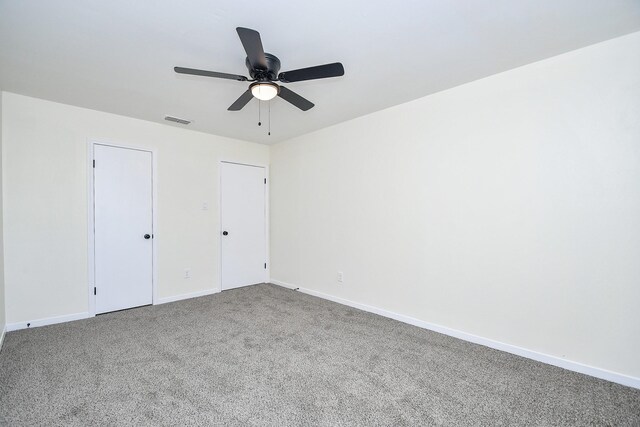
[251,83,279,101]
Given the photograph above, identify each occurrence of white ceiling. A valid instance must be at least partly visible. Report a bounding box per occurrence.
[1,1,639,144]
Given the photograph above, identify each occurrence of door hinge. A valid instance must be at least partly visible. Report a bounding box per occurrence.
[94,287,96,295]
[264,262,267,269]
[93,159,95,168]
[264,178,266,184]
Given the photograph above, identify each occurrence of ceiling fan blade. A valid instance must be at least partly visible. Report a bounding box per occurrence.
[228,90,254,111]
[175,67,248,81]
[278,62,344,83]
[236,27,268,70]
[278,86,314,111]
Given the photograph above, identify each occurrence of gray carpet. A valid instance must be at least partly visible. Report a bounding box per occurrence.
[0,284,638,426]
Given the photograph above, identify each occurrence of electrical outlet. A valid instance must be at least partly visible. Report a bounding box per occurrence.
[202,202,208,211]
[184,268,191,279]
[337,271,344,283]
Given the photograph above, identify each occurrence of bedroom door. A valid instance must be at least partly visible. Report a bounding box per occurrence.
[94,144,153,314]
[220,162,267,290]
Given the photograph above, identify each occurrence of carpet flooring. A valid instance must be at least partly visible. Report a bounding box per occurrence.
[0,283,638,426]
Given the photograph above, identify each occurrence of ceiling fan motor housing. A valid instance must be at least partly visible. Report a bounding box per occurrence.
[246,53,281,81]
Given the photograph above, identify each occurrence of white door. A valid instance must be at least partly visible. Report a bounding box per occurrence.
[94,144,153,314]
[221,162,266,290]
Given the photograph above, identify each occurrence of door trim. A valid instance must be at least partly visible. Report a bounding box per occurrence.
[87,140,158,317]
[218,160,270,292]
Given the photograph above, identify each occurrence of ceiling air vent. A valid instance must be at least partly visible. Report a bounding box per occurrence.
[164,115,191,125]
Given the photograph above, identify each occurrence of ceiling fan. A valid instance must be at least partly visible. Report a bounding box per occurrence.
[175,27,344,112]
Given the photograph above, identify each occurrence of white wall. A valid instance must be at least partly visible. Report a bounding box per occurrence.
[2,92,269,325]
[270,32,640,379]
[0,91,5,343]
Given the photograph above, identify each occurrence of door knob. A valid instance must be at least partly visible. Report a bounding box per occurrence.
[222,231,228,236]
[144,234,151,239]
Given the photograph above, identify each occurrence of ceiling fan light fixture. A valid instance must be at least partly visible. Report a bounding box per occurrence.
[176,27,343,111]
[250,82,279,101]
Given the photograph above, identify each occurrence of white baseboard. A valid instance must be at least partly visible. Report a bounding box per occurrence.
[4,289,219,332]
[0,325,6,351]
[6,312,89,332]
[156,288,218,305]
[270,279,640,390]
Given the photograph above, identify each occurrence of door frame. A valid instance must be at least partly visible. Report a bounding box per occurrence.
[218,160,270,292]
[87,140,158,316]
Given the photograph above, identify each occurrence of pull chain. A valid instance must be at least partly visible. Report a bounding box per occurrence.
[258,100,261,126]
[268,101,271,136]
